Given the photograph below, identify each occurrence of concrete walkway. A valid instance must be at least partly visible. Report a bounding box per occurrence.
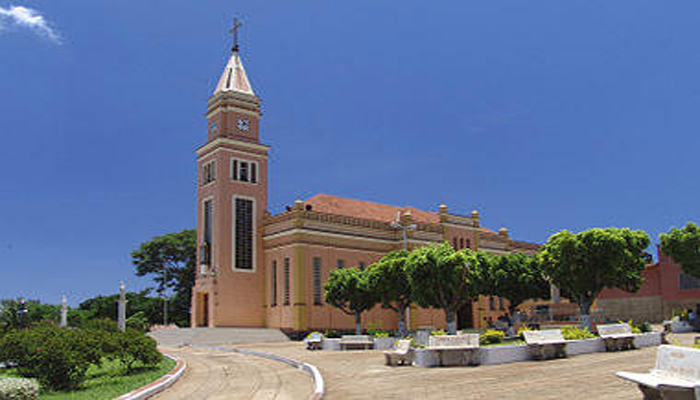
[234,339,677,399]
[152,346,313,400]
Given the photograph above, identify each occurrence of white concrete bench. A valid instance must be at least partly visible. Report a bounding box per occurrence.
[523,329,567,360]
[384,339,413,366]
[340,335,373,350]
[305,332,324,351]
[426,334,480,366]
[598,323,636,352]
[617,345,700,400]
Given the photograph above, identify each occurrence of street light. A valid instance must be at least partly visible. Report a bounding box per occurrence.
[17,297,28,329]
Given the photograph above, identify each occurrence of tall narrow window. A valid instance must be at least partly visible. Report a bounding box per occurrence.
[284,258,290,305]
[234,198,254,270]
[459,238,464,249]
[337,259,345,269]
[489,296,495,311]
[271,261,278,306]
[201,200,213,265]
[466,239,471,249]
[453,238,458,249]
[251,163,257,183]
[231,160,238,180]
[313,257,322,305]
[499,297,505,311]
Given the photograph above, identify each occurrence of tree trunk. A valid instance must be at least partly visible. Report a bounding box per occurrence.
[397,306,406,337]
[355,312,362,335]
[446,309,457,335]
[578,295,594,331]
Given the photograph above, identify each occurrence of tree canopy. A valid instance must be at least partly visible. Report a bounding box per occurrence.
[540,227,650,326]
[660,222,700,278]
[366,250,412,336]
[486,252,550,314]
[131,229,196,326]
[406,242,484,334]
[324,267,377,334]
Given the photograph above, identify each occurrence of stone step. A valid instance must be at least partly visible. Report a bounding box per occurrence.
[149,327,289,347]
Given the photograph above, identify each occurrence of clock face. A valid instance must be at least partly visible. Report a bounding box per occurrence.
[237,118,250,132]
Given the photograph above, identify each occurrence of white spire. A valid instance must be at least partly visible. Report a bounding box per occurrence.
[213,51,255,96]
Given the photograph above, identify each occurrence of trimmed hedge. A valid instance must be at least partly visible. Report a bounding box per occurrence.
[0,377,39,400]
[0,324,162,392]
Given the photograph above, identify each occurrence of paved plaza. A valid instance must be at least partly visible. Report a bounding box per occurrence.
[155,332,695,399]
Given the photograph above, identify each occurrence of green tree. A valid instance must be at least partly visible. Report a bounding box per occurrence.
[76,290,162,327]
[0,298,60,331]
[324,268,377,335]
[660,222,700,277]
[131,229,196,327]
[366,250,412,337]
[540,228,650,328]
[406,243,484,334]
[487,252,550,315]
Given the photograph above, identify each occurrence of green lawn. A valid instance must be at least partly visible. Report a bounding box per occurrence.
[1,357,176,400]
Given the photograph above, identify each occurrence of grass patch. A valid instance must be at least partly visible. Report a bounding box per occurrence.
[18,357,176,400]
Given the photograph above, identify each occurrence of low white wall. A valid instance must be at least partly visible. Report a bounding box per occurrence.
[373,337,396,351]
[411,332,661,368]
[635,332,662,348]
[567,338,606,356]
[479,345,530,365]
[322,338,340,351]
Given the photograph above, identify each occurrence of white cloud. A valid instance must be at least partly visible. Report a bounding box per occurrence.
[0,5,61,43]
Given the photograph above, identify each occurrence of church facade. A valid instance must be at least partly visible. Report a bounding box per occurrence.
[190,39,539,332]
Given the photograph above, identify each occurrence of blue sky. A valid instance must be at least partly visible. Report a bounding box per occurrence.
[0,1,697,305]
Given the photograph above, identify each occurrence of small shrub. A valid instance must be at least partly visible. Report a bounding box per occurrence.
[619,320,642,334]
[517,326,533,338]
[430,329,446,336]
[305,331,324,340]
[324,330,341,338]
[480,329,505,345]
[637,321,652,333]
[373,332,391,338]
[82,318,119,332]
[561,326,596,340]
[112,329,162,372]
[126,312,150,333]
[0,377,39,400]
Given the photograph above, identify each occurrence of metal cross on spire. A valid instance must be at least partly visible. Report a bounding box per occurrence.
[229,17,243,52]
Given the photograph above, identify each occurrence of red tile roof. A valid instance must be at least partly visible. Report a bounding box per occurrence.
[304,194,440,224]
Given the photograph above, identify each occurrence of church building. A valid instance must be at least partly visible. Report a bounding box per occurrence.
[191,31,539,332]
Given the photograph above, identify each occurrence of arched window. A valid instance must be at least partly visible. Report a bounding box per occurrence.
[459,238,464,249]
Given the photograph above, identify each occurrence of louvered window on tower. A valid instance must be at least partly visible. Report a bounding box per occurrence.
[284,258,290,305]
[271,261,278,306]
[202,161,216,185]
[231,157,258,184]
[234,198,254,270]
[313,257,322,305]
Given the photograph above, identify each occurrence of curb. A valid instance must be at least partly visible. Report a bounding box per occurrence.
[195,344,324,400]
[116,353,187,400]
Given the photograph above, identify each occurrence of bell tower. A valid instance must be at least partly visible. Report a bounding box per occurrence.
[192,19,268,327]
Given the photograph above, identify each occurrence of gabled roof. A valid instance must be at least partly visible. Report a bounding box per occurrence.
[213,51,254,96]
[304,194,440,224]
